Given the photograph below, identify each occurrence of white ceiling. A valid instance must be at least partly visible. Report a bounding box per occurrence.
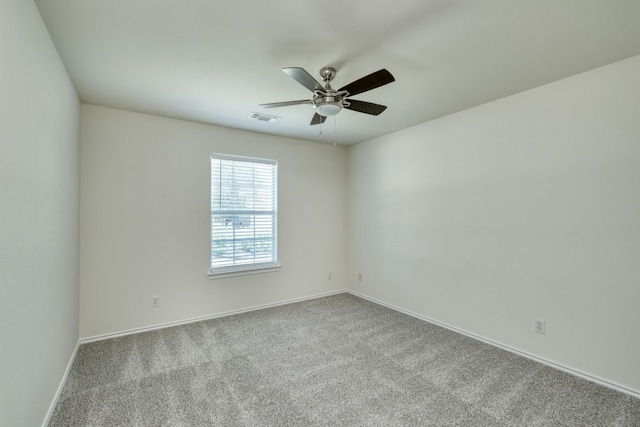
[35,0,640,146]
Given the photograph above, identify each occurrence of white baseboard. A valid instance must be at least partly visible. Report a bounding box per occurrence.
[42,339,80,427]
[81,289,348,344]
[347,290,640,400]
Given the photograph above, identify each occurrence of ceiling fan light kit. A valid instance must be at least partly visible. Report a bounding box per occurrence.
[260,66,395,125]
[313,99,342,117]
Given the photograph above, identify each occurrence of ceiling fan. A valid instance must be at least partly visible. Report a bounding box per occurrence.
[259,66,395,125]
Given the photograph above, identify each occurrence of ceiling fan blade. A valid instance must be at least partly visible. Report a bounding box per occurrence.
[344,99,388,115]
[283,67,325,92]
[310,113,327,125]
[338,69,395,96]
[259,100,312,108]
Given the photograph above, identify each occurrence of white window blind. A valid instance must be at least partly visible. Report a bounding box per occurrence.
[210,154,277,274]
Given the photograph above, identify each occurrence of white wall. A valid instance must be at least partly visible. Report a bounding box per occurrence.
[347,56,640,394]
[79,105,347,338]
[0,1,79,426]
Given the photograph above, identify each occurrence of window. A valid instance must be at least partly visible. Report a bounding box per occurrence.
[210,154,278,276]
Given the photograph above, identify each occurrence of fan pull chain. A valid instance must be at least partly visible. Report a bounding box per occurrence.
[333,116,337,147]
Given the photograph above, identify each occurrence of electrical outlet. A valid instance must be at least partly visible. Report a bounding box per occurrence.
[152,296,159,308]
[328,272,332,280]
[535,319,545,334]
[358,273,362,282]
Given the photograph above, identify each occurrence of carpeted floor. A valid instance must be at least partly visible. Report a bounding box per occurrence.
[49,293,640,426]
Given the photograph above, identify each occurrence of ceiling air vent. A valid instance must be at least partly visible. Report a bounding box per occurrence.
[248,112,281,123]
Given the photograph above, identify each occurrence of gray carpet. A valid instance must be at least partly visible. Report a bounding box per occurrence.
[49,293,640,426]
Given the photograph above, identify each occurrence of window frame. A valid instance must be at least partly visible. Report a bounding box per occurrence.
[209,153,279,279]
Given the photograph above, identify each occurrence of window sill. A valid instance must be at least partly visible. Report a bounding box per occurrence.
[208,265,282,280]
